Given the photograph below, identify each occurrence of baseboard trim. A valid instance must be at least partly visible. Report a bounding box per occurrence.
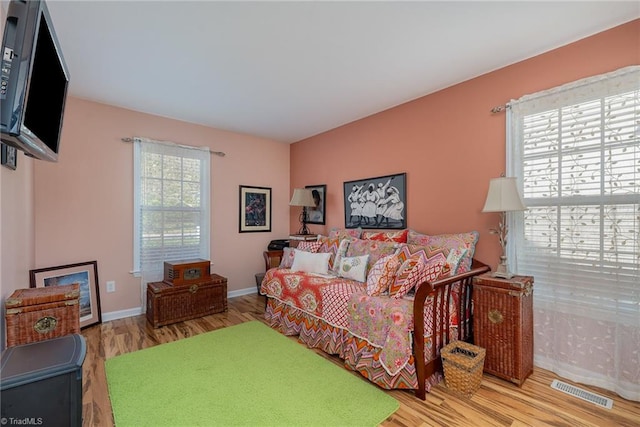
[101,287,258,322]
[101,307,143,322]
[228,286,258,299]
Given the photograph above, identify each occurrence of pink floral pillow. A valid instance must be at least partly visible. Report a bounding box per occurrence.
[346,238,398,274]
[329,227,362,240]
[361,229,408,243]
[389,252,446,298]
[366,254,402,296]
[279,247,296,268]
[298,240,322,253]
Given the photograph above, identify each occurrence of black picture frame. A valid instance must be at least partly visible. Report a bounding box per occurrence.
[29,260,102,329]
[343,173,406,229]
[1,143,17,170]
[239,185,272,232]
[305,184,326,225]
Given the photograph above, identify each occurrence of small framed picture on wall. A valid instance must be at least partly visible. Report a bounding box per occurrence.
[305,184,326,225]
[1,143,17,170]
[239,185,272,233]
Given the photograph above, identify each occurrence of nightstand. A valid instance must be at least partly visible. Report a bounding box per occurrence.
[472,273,534,386]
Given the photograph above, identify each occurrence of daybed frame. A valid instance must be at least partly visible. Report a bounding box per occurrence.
[412,259,489,399]
[262,250,490,400]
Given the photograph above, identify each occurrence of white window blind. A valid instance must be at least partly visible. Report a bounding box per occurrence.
[507,66,639,401]
[509,66,639,322]
[133,137,210,279]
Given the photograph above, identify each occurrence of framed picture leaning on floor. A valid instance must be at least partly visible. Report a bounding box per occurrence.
[30,260,102,329]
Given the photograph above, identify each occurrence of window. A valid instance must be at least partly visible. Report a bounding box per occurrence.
[133,137,210,279]
[507,66,639,400]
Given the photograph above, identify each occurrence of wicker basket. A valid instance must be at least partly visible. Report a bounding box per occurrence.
[441,340,486,397]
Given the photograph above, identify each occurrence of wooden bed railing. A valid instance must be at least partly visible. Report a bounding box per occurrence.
[412,259,490,400]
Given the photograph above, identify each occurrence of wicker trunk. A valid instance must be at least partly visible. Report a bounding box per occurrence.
[5,284,80,347]
[472,274,533,386]
[146,274,227,328]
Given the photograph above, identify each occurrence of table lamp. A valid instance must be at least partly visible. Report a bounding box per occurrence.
[289,188,315,235]
[482,176,526,279]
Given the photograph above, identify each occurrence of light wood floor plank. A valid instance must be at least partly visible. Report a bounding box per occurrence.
[80,294,639,426]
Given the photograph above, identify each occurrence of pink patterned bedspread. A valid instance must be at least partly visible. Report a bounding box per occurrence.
[262,268,460,378]
[348,294,422,376]
[260,268,366,328]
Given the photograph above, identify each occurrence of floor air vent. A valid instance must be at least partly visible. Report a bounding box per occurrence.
[550,379,613,409]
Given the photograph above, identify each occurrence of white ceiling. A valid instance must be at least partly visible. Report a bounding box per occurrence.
[43,1,639,143]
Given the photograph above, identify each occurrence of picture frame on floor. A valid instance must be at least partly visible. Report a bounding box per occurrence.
[30,260,102,329]
[343,172,406,229]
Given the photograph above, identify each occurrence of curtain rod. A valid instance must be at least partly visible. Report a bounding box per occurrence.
[121,137,226,157]
[490,103,511,114]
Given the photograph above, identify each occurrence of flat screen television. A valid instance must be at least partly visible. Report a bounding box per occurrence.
[1,0,69,162]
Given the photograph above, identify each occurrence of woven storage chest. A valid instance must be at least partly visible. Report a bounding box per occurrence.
[146,274,227,328]
[472,274,534,385]
[163,259,211,287]
[441,340,486,397]
[5,284,80,347]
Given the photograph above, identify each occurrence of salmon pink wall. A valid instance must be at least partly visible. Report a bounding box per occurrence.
[33,98,290,316]
[290,20,639,270]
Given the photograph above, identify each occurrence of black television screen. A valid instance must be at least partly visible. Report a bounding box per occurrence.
[1,0,69,162]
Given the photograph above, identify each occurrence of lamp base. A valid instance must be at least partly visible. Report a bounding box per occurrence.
[492,270,514,280]
[492,255,514,279]
[298,207,311,235]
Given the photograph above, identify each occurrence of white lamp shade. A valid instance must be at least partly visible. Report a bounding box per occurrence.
[289,188,315,207]
[482,177,526,212]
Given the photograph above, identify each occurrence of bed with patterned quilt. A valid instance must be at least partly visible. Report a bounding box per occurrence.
[260,228,490,399]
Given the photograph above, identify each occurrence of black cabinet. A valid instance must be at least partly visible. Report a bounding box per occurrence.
[1,334,86,427]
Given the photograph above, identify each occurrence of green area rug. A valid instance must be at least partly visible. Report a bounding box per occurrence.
[105,321,399,426]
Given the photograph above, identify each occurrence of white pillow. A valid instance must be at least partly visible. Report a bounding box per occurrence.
[291,249,331,275]
[337,254,369,282]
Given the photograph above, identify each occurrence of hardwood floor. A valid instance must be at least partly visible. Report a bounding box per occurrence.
[81,294,639,426]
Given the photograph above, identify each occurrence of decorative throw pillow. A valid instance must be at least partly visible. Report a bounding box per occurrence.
[298,240,322,253]
[396,243,449,265]
[329,227,362,240]
[361,229,408,243]
[366,254,402,296]
[446,247,468,275]
[337,255,369,282]
[331,238,351,275]
[279,247,296,268]
[290,249,331,275]
[389,252,447,298]
[345,238,398,274]
[407,230,479,273]
[317,236,341,269]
